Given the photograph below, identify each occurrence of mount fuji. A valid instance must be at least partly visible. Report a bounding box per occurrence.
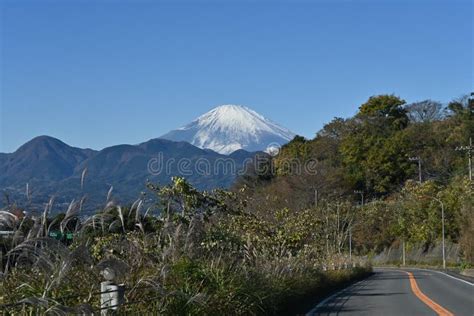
[160,105,296,155]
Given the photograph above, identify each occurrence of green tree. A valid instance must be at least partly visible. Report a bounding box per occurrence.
[274,135,310,176]
[340,95,411,194]
[358,94,408,129]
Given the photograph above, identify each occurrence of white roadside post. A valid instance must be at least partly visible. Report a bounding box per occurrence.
[100,267,125,315]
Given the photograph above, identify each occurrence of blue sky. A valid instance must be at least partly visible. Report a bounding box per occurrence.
[1,0,472,153]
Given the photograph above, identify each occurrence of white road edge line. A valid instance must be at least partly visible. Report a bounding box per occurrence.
[377,267,474,287]
[305,275,374,316]
[409,268,474,287]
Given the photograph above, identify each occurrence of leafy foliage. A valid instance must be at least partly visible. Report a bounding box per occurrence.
[0,177,370,314]
[237,93,473,264]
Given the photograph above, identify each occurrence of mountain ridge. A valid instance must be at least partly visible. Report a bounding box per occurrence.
[0,135,261,212]
[0,136,96,186]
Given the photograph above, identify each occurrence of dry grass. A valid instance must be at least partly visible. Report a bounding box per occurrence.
[0,177,370,315]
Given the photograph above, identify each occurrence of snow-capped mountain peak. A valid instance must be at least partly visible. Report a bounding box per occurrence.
[161,104,296,155]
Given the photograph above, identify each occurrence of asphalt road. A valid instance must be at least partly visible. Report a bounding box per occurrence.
[307,268,474,316]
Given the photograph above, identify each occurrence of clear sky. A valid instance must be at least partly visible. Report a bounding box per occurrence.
[0,0,472,153]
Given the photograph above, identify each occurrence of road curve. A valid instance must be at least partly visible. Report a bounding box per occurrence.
[306,268,473,316]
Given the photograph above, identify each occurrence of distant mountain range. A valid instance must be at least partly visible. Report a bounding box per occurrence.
[0,105,294,213]
[0,136,260,213]
[161,104,295,154]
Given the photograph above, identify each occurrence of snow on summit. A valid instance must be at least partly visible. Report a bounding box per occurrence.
[160,105,296,155]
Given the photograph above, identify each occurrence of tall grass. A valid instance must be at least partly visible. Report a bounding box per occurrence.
[0,177,370,315]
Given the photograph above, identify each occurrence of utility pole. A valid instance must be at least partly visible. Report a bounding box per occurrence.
[409,156,422,183]
[456,138,473,181]
[425,196,446,269]
[436,199,447,270]
[314,189,318,208]
[402,239,406,266]
[349,190,364,262]
[441,200,446,270]
[349,228,352,262]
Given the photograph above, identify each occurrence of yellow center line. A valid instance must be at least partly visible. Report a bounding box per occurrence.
[404,271,454,316]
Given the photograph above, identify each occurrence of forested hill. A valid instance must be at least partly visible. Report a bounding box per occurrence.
[235,94,473,262]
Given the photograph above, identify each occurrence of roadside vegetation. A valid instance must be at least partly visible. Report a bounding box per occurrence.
[237,94,473,266]
[0,93,471,314]
[0,176,370,314]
